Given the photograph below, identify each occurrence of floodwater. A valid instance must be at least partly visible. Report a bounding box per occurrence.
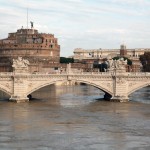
[0,85,150,150]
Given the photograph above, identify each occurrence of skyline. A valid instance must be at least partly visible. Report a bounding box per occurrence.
[0,0,150,56]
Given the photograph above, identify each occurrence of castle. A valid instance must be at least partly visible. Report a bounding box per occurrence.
[0,24,60,72]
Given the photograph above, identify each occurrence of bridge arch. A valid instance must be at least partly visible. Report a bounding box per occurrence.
[26,81,59,95]
[128,82,150,96]
[26,79,113,97]
[0,87,11,96]
[73,80,113,96]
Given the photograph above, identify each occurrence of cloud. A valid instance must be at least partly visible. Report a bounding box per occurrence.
[111,0,150,5]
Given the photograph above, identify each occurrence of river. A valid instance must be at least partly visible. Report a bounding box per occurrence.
[0,85,150,150]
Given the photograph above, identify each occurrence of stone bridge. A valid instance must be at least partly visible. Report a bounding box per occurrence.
[0,71,150,103]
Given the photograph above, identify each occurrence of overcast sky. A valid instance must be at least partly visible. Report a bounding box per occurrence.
[0,0,150,56]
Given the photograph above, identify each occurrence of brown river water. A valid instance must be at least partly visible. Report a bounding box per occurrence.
[0,85,150,150]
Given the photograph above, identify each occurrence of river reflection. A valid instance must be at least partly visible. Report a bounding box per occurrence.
[0,85,150,150]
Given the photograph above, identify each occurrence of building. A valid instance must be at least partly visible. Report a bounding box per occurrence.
[0,25,60,72]
[73,45,150,72]
[73,45,149,63]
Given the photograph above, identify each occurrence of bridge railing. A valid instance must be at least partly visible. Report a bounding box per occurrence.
[0,71,149,77]
[32,71,113,76]
[30,71,150,76]
[78,72,112,75]
[0,72,14,76]
[128,72,150,76]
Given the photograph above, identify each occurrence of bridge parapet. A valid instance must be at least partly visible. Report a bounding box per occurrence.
[0,72,13,76]
[128,72,150,76]
[32,71,113,76]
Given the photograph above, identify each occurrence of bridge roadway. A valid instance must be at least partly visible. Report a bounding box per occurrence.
[0,71,150,103]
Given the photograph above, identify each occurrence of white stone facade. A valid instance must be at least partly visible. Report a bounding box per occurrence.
[73,47,150,62]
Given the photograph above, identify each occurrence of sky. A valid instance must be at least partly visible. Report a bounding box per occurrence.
[0,0,150,57]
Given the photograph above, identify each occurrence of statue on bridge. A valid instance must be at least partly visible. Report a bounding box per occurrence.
[107,57,127,73]
[12,57,30,73]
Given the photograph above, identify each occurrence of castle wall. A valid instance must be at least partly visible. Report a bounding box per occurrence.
[0,28,60,73]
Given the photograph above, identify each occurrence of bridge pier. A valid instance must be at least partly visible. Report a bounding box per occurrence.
[104,92,112,100]
[111,96,129,102]
[103,93,129,102]
[9,96,29,103]
[9,74,29,103]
